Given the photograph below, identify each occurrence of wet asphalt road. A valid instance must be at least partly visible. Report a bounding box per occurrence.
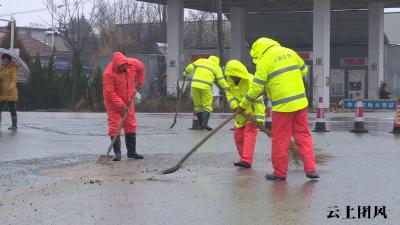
[0,112,399,225]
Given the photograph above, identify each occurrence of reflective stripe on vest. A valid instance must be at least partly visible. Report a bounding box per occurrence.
[253,78,266,85]
[196,65,215,76]
[271,93,306,106]
[189,78,213,87]
[254,115,265,120]
[268,65,299,80]
[244,94,264,103]
[245,94,257,103]
[299,64,307,71]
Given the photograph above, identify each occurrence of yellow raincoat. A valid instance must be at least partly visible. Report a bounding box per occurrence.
[0,62,18,102]
[240,37,309,112]
[225,60,265,128]
[183,56,231,112]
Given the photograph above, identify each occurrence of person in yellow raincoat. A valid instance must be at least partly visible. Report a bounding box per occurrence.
[182,55,232,130]
[0,54,18,131]
[238,37,318,181]
[225,60,265,168]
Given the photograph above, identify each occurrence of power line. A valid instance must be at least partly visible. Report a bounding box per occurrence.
[0,8,49,17]
[0,0,93,18]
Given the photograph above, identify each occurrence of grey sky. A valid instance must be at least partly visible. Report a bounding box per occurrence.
[0,0,399,27]
[0,0,93,27]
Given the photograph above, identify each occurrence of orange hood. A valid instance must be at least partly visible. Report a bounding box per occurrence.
[112,52,129,72]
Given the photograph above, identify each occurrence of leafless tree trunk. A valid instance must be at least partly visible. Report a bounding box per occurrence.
[46,0,100,106]
[216,0,225,66]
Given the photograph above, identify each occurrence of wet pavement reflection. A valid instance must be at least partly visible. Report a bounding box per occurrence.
[0,112,399,225]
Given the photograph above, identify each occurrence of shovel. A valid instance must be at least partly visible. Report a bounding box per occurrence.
[162,112,238,174]
[96,94,136,164]
[169,79,187,129]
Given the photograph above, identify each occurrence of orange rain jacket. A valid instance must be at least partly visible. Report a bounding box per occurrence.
[103,52,145,136]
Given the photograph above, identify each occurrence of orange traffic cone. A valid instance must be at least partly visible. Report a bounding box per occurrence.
[188,109,201,130]
[313,97,329,132]
[390,99,400,134]
[265,99,272,129]
[350,97,368,133]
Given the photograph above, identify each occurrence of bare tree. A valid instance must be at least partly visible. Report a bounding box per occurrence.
[94,0,166,54]
[46,0,101,105]
[184,10,230,50]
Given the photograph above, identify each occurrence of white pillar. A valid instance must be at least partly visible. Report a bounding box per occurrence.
[167,0,184,95]
[230,7,246,62]
[312,0,330,108]
[368,3,384,99]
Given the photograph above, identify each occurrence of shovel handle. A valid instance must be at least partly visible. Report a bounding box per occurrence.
[162,112,238,174]
[169,79,187,129]
[105,93,136,157]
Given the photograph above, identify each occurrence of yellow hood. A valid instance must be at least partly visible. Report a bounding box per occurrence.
[225,60,251,80]
[208,55,220,65]
[250,37,281,65]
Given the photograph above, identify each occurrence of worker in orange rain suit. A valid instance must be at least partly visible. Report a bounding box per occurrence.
[225,60,265,168]
[238,37,319,180]
[182,55,233,130]
[103,52,145,161]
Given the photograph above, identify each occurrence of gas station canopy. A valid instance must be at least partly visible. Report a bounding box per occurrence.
[141,0,400,12]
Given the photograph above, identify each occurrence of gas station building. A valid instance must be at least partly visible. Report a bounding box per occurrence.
[140,0,400,108]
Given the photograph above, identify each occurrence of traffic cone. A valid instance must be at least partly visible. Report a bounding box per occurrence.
[313,97,329,132]
[265,99,272,129]
[188,109,201,130]
[390,99,400,134]
[350,97,368,133]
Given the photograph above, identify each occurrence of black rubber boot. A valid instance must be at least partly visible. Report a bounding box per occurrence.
[265,174,286,181]
[125,133,144,159]
[201,111,213,131]
[110,136,121,161]
[196,112,203,129]
[306,172,320,180]
[233,161,251,168]
[8,116,17,131]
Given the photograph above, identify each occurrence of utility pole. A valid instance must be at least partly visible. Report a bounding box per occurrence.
[51,0,54,52]
[10,16,15,50]
[0,17,16,51]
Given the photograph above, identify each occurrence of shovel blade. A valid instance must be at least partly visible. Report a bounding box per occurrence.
[161,165,180,174]
[169,118,177,129]
[96,155,113,164]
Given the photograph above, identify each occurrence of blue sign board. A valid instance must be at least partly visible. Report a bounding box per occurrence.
[343,99,398,110]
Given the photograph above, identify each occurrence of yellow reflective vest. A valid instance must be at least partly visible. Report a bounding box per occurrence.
[225,60,265,128]
[182,58,230,93]
[0,63,18,102]
[240,45,309,112]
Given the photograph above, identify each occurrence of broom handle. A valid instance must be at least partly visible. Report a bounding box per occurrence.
[175,112,238,166]
[242,112,298,149]
[239,112,272,138]
[105,93,136,157]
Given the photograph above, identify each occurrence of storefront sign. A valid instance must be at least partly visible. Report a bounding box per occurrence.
[343,99,398,110]
[340,57,368,66]
[190,54,210,62]
[298,51,312,61]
